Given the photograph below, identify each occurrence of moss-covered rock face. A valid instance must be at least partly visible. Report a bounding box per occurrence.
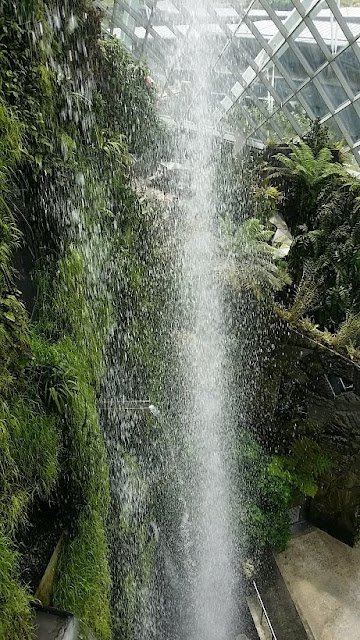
[98,184,175,640]
[0,2,167,639]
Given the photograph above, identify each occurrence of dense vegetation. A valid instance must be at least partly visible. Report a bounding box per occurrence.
[0,1,166,638]
[223,119,360,358]
[1,0,359,635]
[220,119,360,557]
[267,124,360,355]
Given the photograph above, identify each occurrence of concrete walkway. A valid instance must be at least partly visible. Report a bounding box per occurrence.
[256,554,310,640]
[276,528,360,640]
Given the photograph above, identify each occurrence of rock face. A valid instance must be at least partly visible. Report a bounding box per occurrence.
[271,329,360,546]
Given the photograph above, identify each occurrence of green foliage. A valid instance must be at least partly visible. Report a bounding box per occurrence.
[269,437,331,499]
[54,507,112,640]
[30,329,110,524]
[302,119,333,156]
[259,121,360,346]
[28,328,112,639]
[235,434,292,553]
[0,383,60,638]
[0,216,20,288]
[0,402,28,534]
[286,262,319,321]
[0,101,23,196]
[6,399,60,505]
[97,37,167,163]
[31,341,78,415]
[0,1,167,638]
[0,92,50,637]
[282,174,360,333]
[332,313,360,351]
[221,215,291,298]
[0,536,33,640]
[35,249,113,387]
[0,101,23,294]
[270,142,344,215]
[236,434,331,554]
[0,295,30,393]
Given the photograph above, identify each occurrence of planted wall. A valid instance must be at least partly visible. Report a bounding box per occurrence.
[0,2,168,638]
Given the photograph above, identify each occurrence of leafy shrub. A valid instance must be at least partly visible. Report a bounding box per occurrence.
[235,434,292,553]
[235,434,331,554]
[269,141,344,230]
[0,536,33,640]
[269,437,331,499]
[221,216,291,298]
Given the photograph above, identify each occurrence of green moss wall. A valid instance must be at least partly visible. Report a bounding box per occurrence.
[0,2,167,638]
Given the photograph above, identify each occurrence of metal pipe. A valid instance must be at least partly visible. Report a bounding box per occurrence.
[252,580,278,640]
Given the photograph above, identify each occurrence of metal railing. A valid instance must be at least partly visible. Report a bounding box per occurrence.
[252,580,278,640]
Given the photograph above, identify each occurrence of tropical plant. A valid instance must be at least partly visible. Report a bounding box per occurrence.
[302,118,333,156]
[235,431,331,555]
[269,437,331,498]
[235,433,292,554]
[220,215,291,298]
[286,261,319,321]
[262,119,360,336]
[332,313,360,350]
[284,179,360,330]
[269,141,345,231]
[273,141,343,194]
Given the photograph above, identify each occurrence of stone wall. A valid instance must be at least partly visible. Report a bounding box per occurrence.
[271,329,360,545]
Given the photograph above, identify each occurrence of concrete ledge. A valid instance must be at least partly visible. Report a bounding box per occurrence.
[276,528,360,640]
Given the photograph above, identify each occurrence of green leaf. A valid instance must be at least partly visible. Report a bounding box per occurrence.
[269,457,292,482]
[49,387,62,413]
[301,479,318,498]
[4,312,15,322]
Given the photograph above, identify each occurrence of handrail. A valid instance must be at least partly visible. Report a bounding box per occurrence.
[252,580,278,640]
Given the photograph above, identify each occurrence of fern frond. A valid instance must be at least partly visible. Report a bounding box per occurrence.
[333,312,360,349]
[220,216,291,297]
[288,262,320,320]
[272,141,344,193]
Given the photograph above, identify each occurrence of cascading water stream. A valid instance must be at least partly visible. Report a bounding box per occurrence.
[88,2,240,637]
[179,139,235,640]
[171,3,236,639]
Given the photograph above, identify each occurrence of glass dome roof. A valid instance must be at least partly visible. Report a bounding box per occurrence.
[96,0,360,163]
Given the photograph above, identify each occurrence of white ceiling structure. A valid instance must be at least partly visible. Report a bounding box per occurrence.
[97,0,360,162]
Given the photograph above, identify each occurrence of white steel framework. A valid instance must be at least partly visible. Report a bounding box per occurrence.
[96,0,360,163]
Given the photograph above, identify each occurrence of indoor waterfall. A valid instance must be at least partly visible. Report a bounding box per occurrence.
[6,2,360,639]
[164,3,236,639]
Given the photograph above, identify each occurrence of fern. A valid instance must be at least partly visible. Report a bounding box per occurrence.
[270,437,331,498]
[271,142,344,192]
[288,262,320,321]
[220,215,291,298]
[324,285,351,325]
[332,313,360,350]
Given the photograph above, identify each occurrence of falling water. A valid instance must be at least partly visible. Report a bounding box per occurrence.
[179,141,235,640]
[171,3,236,639]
